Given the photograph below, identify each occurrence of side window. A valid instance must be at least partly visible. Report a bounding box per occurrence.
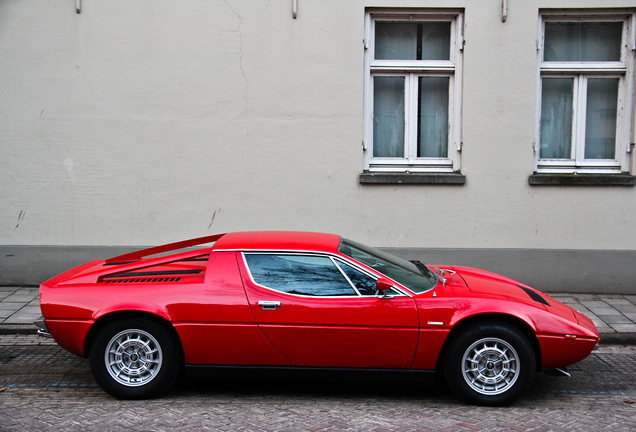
[244,254,358,297]
[335,260,377,296]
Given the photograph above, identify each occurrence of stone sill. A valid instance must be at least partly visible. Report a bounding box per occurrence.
[528,173,636,186]
[359,172,466,185]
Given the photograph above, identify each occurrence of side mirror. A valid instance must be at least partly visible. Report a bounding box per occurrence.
[376,278,394,298]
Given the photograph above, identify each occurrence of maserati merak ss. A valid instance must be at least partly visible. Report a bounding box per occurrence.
[38,231,599,405]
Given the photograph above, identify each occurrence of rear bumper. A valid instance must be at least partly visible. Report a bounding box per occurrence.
[44,319,94,358]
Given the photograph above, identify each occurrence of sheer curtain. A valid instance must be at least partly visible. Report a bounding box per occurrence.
[585,78,619,160]
[375,23,417,60]
[544,22,622,62]
[375,22,450,60]
[418,77,449,157]
[420,22,451,60]
[540,78,573,159]
[373,76,405,157]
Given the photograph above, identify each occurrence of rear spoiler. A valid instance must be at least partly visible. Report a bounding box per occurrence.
[105,234,226,263]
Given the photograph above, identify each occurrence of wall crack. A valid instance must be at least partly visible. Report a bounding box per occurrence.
[223,0,248,109]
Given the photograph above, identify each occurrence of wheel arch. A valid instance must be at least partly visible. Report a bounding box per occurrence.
[84,310,184,362]
[436,313,542,373]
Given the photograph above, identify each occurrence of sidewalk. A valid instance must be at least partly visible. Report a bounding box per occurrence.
[0,287,41,334]
[1,287,635,343]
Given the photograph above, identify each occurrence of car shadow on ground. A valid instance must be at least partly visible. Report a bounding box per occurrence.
[171,368,455,402]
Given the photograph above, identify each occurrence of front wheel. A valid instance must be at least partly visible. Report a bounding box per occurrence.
[89,317,181,399]
[443,322,535,406]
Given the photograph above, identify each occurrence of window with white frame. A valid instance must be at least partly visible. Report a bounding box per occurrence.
[363,9,464,174]
[535,11,635,174]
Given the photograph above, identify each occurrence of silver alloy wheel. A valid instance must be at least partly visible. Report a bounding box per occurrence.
[104,329,163,387]
[461,337,520,396]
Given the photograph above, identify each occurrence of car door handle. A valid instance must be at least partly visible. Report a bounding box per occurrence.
[258,301,281,310]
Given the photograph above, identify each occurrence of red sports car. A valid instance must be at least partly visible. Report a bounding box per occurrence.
[38,231,599,405]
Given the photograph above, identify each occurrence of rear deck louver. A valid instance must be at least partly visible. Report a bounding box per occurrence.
[104,269,202,279]
[105,277,182,284]
[177,254,210,262]
[103,269,202,284]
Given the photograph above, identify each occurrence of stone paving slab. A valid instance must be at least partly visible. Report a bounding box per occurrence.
[0,288,39,327]
[0,287,634,343]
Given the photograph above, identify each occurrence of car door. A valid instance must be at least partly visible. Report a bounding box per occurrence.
[238,252,419,369]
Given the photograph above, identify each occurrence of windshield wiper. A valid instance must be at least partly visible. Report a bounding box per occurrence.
[410,260,445,285]
[430,265,455,284]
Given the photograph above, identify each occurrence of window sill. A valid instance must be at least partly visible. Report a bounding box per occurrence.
[359,172,466,185]
[528,173,636,186]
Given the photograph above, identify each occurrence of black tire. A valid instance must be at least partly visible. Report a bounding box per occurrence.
[443,321,535,406]
[89,317,181,399]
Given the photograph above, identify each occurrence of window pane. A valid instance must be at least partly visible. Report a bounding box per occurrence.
[375,22,418,60]
[585,78,619,160]
[544,22,622,62]
[418,77,449,157]
[336,260,377,296]
[375,22,450,60]
[373,76,405,157]
[540,78,573,159]
[245,254,357,296]
[420,22,451,60]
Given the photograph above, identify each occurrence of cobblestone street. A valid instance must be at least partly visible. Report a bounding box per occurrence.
[0,335,635,431]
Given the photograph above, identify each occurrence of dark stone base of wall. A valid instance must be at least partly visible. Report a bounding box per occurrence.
[0,245,141,287]
[2,245,635,294]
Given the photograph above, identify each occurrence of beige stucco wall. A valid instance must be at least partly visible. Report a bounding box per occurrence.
[1,0,635,250]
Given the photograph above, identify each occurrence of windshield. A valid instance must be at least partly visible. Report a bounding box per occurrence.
[338,238,437,294]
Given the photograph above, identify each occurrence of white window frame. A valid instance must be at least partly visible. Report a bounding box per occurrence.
[534,10,636,174]
[363,9,464,173]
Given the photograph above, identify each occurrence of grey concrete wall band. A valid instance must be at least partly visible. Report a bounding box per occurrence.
[2,245,635,294]
[0,246,140,287]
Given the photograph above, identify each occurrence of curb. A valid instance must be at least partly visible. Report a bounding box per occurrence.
[0,324,37,335]
[598,332,636,346]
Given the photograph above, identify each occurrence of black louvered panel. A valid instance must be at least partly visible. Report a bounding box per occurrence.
[105,277,182,284]
[178,254,210,262]
[104,269,202,279]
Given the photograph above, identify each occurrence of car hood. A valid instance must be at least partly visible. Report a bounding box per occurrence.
[452,266,578,321]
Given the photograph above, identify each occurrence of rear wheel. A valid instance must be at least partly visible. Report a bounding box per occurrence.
[443,321,535,406]
[89,317,181,399]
